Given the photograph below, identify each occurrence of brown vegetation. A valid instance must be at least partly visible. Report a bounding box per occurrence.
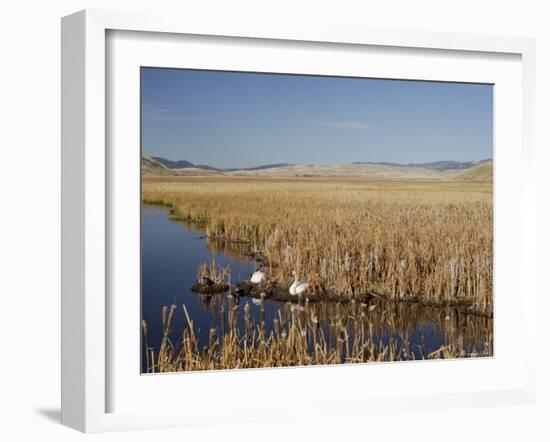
[142,176,493,314]
[142,299,492,373]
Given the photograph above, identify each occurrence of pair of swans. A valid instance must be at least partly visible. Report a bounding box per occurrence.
[250,269,309,296]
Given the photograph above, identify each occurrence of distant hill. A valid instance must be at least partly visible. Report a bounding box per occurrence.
[142,155,174,176]
[408,160,474,171]
[142,155,220,176]
[142,154,493,180]
[225,163,448,178]
[353,159,491,172]
[151,156,293,172]
[152,156,220,171]
[451,160,493,182]
[243,162,293,171]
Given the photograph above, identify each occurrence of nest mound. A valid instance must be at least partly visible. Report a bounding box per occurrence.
[190,282,230,294]
[235,281,375,303]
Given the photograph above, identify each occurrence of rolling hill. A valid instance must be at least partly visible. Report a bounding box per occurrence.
[151,156,293,172]
[450,160,493,182]
[353,159,485,171]
[142,155,220,176]
[142,154,493,180]
[225,163,449,178]
[141,155,174,176]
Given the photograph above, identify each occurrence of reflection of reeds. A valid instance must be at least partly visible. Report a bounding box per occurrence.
[206,237,254,261]
[142,300,492,373]
[142,177,493,314]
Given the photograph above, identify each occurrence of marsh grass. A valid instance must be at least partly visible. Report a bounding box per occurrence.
[197,258,231,285]
[142,298,492,373]
[143,176,493,314]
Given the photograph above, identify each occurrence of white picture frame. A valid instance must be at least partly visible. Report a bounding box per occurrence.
[61,9,537,433]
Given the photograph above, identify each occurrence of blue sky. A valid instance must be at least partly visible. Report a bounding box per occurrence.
[141,68,493,169]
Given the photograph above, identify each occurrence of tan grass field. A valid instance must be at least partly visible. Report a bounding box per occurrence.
[142,176,493,315]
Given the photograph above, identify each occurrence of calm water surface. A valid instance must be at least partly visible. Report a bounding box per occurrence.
[141,203,491,372]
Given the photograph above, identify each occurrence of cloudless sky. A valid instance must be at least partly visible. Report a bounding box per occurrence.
[141,68,493,169]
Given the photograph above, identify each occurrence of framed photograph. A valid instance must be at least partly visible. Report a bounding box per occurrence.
[61,9,537,432]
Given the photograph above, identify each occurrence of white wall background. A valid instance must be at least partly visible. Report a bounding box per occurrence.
[0,1,548,440]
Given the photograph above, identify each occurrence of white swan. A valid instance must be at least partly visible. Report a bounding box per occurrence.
[289,271,309,296]
[250,270,266,284]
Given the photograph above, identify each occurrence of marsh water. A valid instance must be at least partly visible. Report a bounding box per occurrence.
[141,203,492,372]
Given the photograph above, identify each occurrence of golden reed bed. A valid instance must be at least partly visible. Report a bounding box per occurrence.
[142,176,493,314]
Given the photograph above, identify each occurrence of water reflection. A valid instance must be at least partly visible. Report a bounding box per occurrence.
[194,292,492,360]
[141,203,492,372]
